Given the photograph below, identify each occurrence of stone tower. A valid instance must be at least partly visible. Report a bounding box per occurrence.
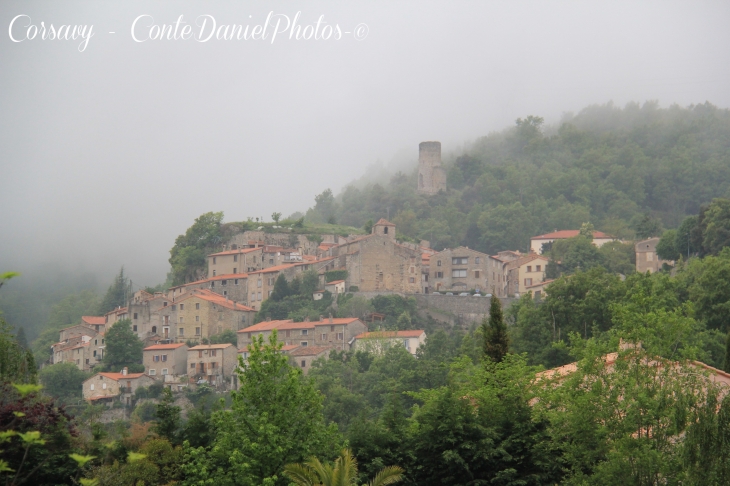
[417,141,447,195]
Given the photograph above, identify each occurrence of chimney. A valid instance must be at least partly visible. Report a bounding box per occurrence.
[122,367,128,376]
[328,313,333,324]
[304,316,310,322]
[319,315,324,322]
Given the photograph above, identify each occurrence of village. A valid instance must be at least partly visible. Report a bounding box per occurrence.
[43,141,673,406]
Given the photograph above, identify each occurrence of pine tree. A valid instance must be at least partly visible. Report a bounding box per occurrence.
[98,267,130,314]
[723,330,730,373]
[482,295,509,363]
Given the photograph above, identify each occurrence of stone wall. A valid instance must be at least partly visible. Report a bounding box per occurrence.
[228,231,321,255]
[414,294,515,326]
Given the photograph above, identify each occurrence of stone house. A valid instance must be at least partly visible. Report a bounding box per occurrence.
[352,330,427,356]
[326,219,422,293]
[154,289,255,343]
[187,344,237,386]
[635,238,671,273]
[208,247,263,277]
[79,316,106,334]
[525,278,555,300]
[246,261,327,310]
[429,246,490,293]
[52,324,105,371]
[287,346,333,374]
[82,368,156,406]
[126,292,171,340]
[167,273,250,305]
[530,230,615,255]
[488,251,522,298]
[324,280,346,295]
[506,254,550,297]
[237,317,367,352]
[143,343,189,380]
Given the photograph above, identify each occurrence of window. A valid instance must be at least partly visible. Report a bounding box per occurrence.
[301,329,308,335]
[90,384,95,391]
[133,312,138,319]
[409,277,415,283]
[180,304,184,310]
[161,355,168,362]
[257,292,262,300]
[93,350,97,357]
[269,259,274,264]
[172,305,176,311]
[222,280,227,286]
[233,254,238,262]
[198,350,203,358]
[162,368,168,375]
[195,315,200,322]
[94,339,97,345]
[149,369,156,375]
[336,332,343,340]
[235,279,239,285]
[268,290,273,297]
[647,252,654,262]
[475,257,480,264]
[86,358,89,364]
[179,317,184,323]
[527,266,532,272]
[437,260,442,266]
[213,270,216,276]
[251,292,256,300]
[257,280,262,288]
[213,257,217,264]
[179,328,184,336]
[133,325,138,332]
[164,302,168,307]
[524,278,533,286]
[452,269,467,278]
[474,271,480,278]
[211,281,215,288]
[102,383,107,389]
[301,341,308,347]
[452,257,468,265]
[233,267,237,273]
[301,360,306,367]
[321,333,327,340]
[536,265,541,272]
[190,363,195,369]
[404,339,410,349]
[436,271,443,278]
[154,355,160,362]
[196,327,201,335]
[211,350,217,357]
[152,326,157,333]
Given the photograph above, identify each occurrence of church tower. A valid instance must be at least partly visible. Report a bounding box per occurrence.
[417,141,446,195]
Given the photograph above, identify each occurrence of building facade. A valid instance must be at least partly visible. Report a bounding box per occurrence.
[187,344,237,386]
[635,237,670,273]
[143,343,189,380]
[429,247,490,293]
[417,141,447,195]
[237,317,367,352]
[352,330,427,356]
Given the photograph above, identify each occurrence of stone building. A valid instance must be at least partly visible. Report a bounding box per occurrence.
[246,260,333,310]
[154,289,255,342]
[488,251,523,297]
[208,247,263,277]
[635,237,670,273]
[506,254,550,297]
[429,247,491,293]
[417,141,447,195]
[187,343,238,386]
[326,220,422,293]
[237,317,367,352]
[167,273,250,305]
[83,368,156,406]
[287,346,333,374]
[352,330,426,356]
[143,343,189,380]
[530,230,615,254]
[52,323,106,371]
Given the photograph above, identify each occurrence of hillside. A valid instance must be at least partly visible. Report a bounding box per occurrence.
[316,101,730,253]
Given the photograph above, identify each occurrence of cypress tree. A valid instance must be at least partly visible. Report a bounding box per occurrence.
[482,295,509,363]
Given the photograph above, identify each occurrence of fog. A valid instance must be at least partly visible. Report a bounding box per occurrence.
[1,0,729,287]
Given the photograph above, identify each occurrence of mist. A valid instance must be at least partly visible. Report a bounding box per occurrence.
[1,0,729,288]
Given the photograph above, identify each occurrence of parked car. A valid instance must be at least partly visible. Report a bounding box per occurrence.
[445,292,454,296]
[459,292,470,296]
[432,291,441,295]
[473,293,482,297]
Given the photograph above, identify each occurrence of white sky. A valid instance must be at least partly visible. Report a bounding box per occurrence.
[1,0,729,286]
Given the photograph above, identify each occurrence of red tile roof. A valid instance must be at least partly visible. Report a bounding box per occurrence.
[188,343,235,351]
[525,279,556,289]
[326,280,345,285]
[355,330,425,339]
[144,343,187,351]
[374,218,395,227]
[81,316,106,325]
[531,230,612,240]
[157,289,254,312]
[97,372,146,381]
[239,317,360,333]
[208,248,262,257]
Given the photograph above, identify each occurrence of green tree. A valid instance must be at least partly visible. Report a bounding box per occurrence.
[701,198,730,256]
[689,249,730,331]
[154,388,181,445]
[169,211,224,285]
[482,295,509,363]
[632,213,664,239]
[102,319,143,371]
[656,228,680,261]
[98,267,130,315]
[724,331,730,373]
[209,329,238,346]
[182,331,341,486]
[38,362,90,402]
[299,269,320,297]
[0,316,36,384]
[363,219,374,234]
[283,448,403,486]
[270,274,292,302]
[272,212,282,224]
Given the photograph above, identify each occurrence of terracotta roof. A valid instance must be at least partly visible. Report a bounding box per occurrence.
[302,255,318,262]
[355,330,425,339]
[188,343,235,351]
[248,263,304,275]
[531,230,612,240]
[374,218,396,227]
[156,289,253,312]
[281,344,300,351]
[168,273,248,290]
[96,372,146,381]
[288,345,333,357]
[326,280,345,285]
[525,279,556,289]
[81,316,106,325]
[144,343,187,351]
[208,247,261,257]
[239,317,360,333]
